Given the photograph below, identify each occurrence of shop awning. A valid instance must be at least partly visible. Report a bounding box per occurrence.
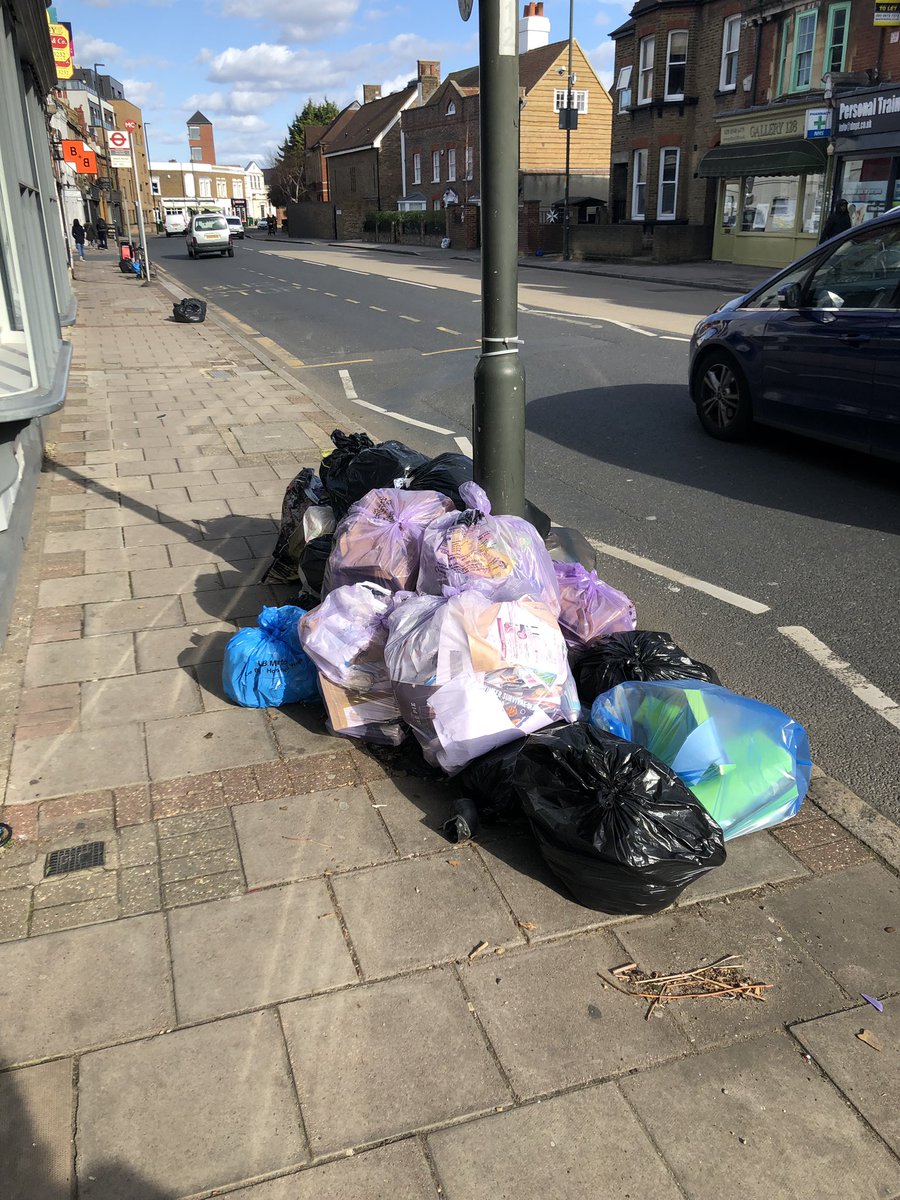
[698,139,828,178]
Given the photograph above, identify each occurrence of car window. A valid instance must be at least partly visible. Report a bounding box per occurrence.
[744,259,820,309]
[194,217,227,231]
[803,225,900,309]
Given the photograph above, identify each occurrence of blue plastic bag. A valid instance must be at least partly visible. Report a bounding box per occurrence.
[223,606,319,708]
[590,680,811,840]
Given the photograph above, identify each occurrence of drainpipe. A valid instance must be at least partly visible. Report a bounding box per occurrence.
[751,14,763,107]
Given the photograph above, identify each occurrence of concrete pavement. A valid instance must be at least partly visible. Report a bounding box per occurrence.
[1,257,899,1199]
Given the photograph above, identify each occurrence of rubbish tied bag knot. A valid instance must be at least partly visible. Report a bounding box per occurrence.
[222,605,318,708]
[575,630,720,706]
[553,561,636,650]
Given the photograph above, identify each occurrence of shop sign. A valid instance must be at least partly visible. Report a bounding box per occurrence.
[720,114,802,144]
[874,0,900,26]
[48,21,73,80]
[805,109,831,138]
[61,141,97,173]
[836,85,900,135]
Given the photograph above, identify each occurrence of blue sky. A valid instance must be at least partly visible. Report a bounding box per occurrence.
[64,0,626,168]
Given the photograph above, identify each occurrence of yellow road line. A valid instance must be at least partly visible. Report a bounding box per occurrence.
[421,345,480,357]
[295,357,375,369]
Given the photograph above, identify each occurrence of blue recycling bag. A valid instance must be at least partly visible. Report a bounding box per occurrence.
[223,605,319,708]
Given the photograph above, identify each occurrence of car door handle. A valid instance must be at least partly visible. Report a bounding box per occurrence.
[839,333,872,345]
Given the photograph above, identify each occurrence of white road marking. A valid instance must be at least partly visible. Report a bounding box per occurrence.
[339,268,370,275]
[370,305,387,312]
[338,369,358,400]
[387,412,456,434]
[346,298,360,304]
[388,277,437,289]
[399,315,420,322]
[436,326,461,335]
[661,335,691,342]
[338,369,455,435]
[779,626,900,732]
[520,305,659,338]
[588,538,770,614]
[455,436,474,456]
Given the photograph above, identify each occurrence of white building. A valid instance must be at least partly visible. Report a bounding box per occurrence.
[150,160,270,225]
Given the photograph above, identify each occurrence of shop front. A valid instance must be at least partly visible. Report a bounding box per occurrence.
[833,84,900,225]
[700,105,829,268]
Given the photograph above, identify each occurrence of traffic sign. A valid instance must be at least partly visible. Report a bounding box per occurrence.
[108,130,131,151]
[109,153,131,168]
[124,119,137,131]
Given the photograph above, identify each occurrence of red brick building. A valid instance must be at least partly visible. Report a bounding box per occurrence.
[186,111,216,165]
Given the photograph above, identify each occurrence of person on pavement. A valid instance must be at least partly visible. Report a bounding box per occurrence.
[85,220,96,249]
[71,219,86,260]
[821,198,852,242]
[95,216,109,249]
[267,214,276,239]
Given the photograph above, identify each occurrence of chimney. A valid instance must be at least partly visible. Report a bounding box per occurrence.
[417,59,441,105]
[519,1,550,53]
[363,84,382,104]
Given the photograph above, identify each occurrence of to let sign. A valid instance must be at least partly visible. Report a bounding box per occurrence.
[48,22,73,80]
[874,0,900,25]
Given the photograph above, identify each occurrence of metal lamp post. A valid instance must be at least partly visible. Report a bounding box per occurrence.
[562,0,575,262]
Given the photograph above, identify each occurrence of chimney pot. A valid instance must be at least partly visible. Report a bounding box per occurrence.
[536,1,544,12]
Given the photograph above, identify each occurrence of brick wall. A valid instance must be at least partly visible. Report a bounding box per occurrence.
[401,89,481,207]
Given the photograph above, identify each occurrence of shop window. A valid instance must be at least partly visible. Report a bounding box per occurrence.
[839,156,892,224]
[791,10,817,91]
[741,174,799,232]
[632,149,647,219]
[665,32,688,100]
[413,153,421,185]
[720,16,741,91]
[447,148,456,181]
[432,150,440,183]
[638,36,655,104]
[616,65,633,111]
[802,173,825,234]
[658,148,680,218]
[825,3,850,75]
[721,179,740,228]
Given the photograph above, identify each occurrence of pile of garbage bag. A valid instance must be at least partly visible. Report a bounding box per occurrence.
[236,428,812,914]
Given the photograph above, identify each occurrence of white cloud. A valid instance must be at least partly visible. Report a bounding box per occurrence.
[73,34,126,65]
[585,40,616,89]
[122,78,165,109]
[377,72,415,97]
[218,0,359,44]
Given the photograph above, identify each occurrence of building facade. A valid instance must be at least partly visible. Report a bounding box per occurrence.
[187,111,216,165]
[110,98,155,240]
[151,162,254,225]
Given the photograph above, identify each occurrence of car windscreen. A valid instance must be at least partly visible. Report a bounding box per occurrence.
[194,217,227,231]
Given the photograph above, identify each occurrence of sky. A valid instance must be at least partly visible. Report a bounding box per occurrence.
[61,0,627,169]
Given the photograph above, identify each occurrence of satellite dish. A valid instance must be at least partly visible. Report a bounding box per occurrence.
[459,0,474,19]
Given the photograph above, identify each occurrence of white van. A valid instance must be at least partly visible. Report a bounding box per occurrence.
[164,210,188,237]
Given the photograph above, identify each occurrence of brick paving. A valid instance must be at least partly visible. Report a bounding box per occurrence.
[1,259,899,1199]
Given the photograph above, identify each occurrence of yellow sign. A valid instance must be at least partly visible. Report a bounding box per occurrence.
[874,0,900,25]
[720,114,802,144]
[48,21,73,79]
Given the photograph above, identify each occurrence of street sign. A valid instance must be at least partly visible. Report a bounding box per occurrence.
[108,130,131,151]
[109,153,131,168]
[124,119,137,131]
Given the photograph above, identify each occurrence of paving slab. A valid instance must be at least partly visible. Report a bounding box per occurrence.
[6,723,148,802]
[280,969,509,1154]
[462,931,689,1098]
[37,571,131,608]
[334,851,521,978]
[233,786,395,888]
[24,632,135,686]
[475,835,623,940]
[81,668,202,727]
[0,915,172,1065]
[145,706,277,778]
[168,879,357,1022]
[83,594,184,636]
[428,1082,685,1200]
[794,1004,900,1155]
[180,584,273,624]
[167,536,253,566]
[767,862,900,995]
[621,1033,900,1200]
[76,1010,305,1200]
[616,895,847,1048]
[268,706,337,758]
[0,1059,73,1200]
[221,1140,437,1199]
[229,423,314,453]
[135,621,232,671]
[677,831,808,904]
[0,887,31,941]
[84,543,170,575]
[368,775,458,856]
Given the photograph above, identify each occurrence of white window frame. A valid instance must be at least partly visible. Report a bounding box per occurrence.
[632,148,647,219]
[553,88,589,113]
[413,152,421,185]
[233,179,243,198]
[432,150,440,182]
[216,178,227,198]
[616,65,633,112]
[719,16,741,91]
[198,177,211,198]
[447,147,456,181]
[638,36,655,104]
[447,100,456,115]
[188,125,200,140]
[465,145,474,180]
[664,30,688,101]
[657,147,680,219]
[190,147,202,162]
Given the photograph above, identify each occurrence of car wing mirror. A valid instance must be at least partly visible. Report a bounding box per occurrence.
[777,282,802,308]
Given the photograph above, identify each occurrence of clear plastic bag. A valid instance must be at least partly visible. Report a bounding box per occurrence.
[553,561,636,650]
[323,488,455,596]
[590,680,811,839]
[384,590,579,773]
[417,482,560,613]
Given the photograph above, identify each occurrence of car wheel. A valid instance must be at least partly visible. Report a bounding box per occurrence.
[165,231,171,238]
[220,249,227,256]
[228,246,234,257]
[187,246,194,258]
[693,351,753,441]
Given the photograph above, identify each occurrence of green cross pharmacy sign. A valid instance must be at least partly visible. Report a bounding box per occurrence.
[806,108,832,139]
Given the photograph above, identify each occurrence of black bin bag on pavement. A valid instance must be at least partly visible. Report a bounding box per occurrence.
[460,723,725,915]
[575,630,719,706]
[407,451,552,537]
[320,430,427,518]
[173,297,207,323]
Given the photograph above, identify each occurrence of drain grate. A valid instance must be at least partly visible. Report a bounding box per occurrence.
[44,841,105,878]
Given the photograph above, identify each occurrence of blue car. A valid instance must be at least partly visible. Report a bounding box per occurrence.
[689,209,900,461]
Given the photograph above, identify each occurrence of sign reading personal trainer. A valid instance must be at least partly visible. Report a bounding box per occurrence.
[836,86,900,135]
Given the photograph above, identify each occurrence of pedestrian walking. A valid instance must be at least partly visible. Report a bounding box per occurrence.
[821,198,852,243]
[266,214,276,239]
[85,220,96,249]
[95,216,109,250]
[71,219,86,261]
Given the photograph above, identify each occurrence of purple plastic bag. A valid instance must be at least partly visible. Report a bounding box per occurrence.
[323,488,455,596]
[417,481,560,613]
[553,561,636,649]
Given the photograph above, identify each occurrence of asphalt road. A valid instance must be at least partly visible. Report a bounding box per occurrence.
[157,234,900,824]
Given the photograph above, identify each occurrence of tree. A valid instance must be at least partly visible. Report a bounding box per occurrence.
[267,98,340,207]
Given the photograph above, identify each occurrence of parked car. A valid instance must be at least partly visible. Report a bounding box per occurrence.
[225,215,244,240]
[164,210,188,237]
[256,218,268,230]
[689,208,900,461]
[185,214,233,259]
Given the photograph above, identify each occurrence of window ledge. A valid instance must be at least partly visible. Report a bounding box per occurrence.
[714,87,738,97]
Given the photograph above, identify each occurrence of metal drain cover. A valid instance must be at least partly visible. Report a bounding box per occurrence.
[44,841,105,878]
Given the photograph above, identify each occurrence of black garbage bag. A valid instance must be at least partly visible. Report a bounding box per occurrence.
[173,297,207,323]
[407,451,551,536]
[449,737,531,840]
[264,468,332,583]
[575,630,720,706]
[296,534,333,604]
[320,430,427,517]
[512,723,725,914]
